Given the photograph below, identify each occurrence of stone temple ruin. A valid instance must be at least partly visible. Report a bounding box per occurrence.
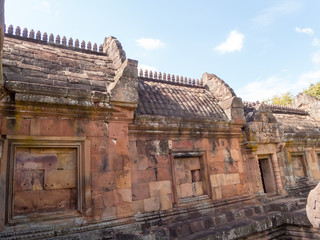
[2,5,320,240]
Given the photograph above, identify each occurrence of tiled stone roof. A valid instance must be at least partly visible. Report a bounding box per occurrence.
[2,29,116,102]
[136,78,228,120]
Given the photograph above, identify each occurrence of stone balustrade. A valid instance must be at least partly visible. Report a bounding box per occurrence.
[138,68,203,87]
[5,24,102,52]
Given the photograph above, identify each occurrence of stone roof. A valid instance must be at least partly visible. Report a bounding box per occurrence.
[135,72,228,120]
[274,113,320,138]
[2,26,117,103]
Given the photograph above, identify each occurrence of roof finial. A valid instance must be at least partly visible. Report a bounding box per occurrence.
[81,40,85,49]
[87,41,92,50]
[22,28,28,37]
[68,37,73,47]
[62,36,67,45]
[29,29,35,39]
[15,26,21,36]
[8,25,13,35]
[139,69,143,77]
[93,43,97,51]
[55,35,61,44]
[36,30,41,40]
[49,33,54,43]
[75,39,79,48]
[42,32,48,42]
[99,44,103,52]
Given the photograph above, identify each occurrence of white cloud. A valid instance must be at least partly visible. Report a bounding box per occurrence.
[312,51,320,64]
[138,64,158,73]
[251,0,301,27]
[312,37,320,47]
[295,27,314,35]
[236,70,320,101]
[32,0,51,13]
[136,38,165,50]
[215,30,244,54]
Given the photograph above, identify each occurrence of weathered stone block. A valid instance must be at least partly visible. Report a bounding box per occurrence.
[213,186,222,200]
[175,170,192,184]
[44,170,76,189]
[144,196,160,212]
[131,169,156,184]
[160,194,172,210]
[16,153,58,170]
[132,156,148,171]
[156,167,171,181]
[114,188,132,204]
[149,180,171,197]
[57,151,77,170]
[132,200,144,213]
[92,171,116,190]
[116,203,132,217]
[184,157,201,170]
[89,136,109,154]
[101,206,116,219]
[132,182,150,200]
[116,170,131,188]
[179,183,193,198]
[15,170,44,191]
[102,190,115,207]
[192,182,204,196]
[77,120,108,137]
[172,140,193,149]
[221,184,236,198]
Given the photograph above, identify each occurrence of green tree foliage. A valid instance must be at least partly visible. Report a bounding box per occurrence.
[303,82,320,99]
[265,92,293,106]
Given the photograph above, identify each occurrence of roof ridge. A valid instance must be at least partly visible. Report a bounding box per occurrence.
[243,101,308,115]
[138,68,204,88]
[4,24,103,54]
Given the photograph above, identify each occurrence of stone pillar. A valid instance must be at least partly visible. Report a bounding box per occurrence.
[271,153,285,195]
[0,0,4,92]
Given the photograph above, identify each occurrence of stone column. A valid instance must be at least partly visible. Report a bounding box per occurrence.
[0,0,4,92]
[271,153,284,195]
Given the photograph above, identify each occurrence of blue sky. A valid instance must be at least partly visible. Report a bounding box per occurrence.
[4,0,320,101]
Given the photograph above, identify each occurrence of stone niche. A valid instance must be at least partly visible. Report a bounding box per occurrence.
[171,152,210,203]
[14,147,77,216]
[1,136,90,225]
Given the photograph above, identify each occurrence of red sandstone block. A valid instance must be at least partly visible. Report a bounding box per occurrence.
[129,140,138,157]
[102,190,115,207]
[108,122,128,139]
[132,156,148,171]
[132,182,150,200]
[131,169,156,184]
[221,184,237,199]
[92,171,116,190]
[172,140,193,149]
[116,170,131,188]
[40,118,76,136]
[175,170,192,185]
[239,173,247,184]
[225,161,239,174]
[16,153,58,170]
[144,196,160,212]
[194,138,211,149]
[57,151,76,170]
[116,138,129,155]
[184,157,201,170]
[136,140,146,155]
[91,153,124,172]
[44,169,76,189]
[155,155,169,168]
[156,167,171,181]
[179,183,193,198]
[1,117,31,135]
[116,203,133,217]
[14,191,40,215]
[15,169,44,192]
[101,206,116,219]
[209,161,225,175]
[92,194,104,209]
[236,183,248,196]
[77,120,108,137]
[89,136,109,154]
[114,188,132,205]
[132,200,144,213]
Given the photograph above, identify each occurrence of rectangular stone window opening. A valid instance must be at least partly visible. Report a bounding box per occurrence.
[170,151,210,204]
[291,154,307,182]
[258,156,276,195]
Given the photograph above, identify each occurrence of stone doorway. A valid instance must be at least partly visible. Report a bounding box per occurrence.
[258,156,276,195]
